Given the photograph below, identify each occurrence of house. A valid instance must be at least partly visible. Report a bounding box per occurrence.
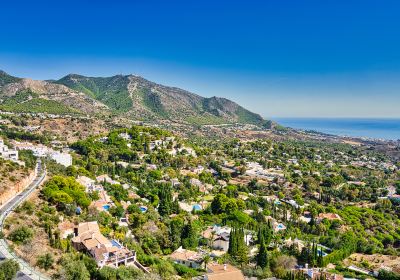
[205,263,245,280]
[213,233,230,252]
[284,238,306,252]
[71,222,144,270]
[0,139,20,163]
[169,246,204,269]
[118,133,131,141]
[298,268,344,280]
[77,176,96,192]
[190,178,203,188]
[96,174,120,185]
[317,213,341,222]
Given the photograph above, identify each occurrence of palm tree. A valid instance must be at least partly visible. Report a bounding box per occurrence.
[203,255,211,270]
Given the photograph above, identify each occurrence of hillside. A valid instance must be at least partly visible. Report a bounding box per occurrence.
[0,72,109,115]
[0,70,271,127]
[56,74,271,126]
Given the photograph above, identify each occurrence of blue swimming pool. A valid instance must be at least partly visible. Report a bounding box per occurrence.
[139,206,148,213]
[111,239,122,248]
[103,205,110,211]
[192,204,202,211]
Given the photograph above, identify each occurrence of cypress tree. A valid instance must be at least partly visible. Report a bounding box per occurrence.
[257,241,269,268]
[158,184,173,216]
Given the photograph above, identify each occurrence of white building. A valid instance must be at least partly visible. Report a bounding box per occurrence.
[50,151,72,167]
[13,141,72,167]
[0,138,20,163]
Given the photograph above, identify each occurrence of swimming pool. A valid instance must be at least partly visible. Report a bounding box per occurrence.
[139,206,148,213]
[111,239,122,248]
[103,205,110,211]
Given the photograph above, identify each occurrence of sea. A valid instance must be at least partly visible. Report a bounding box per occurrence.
[273,118,400,141]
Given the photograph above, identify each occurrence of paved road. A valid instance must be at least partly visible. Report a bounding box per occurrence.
[0,160,50,280]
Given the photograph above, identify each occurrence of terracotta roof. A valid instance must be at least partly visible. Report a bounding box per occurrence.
[170,247,203,262]
[206,263,245,280]
[318,213,341,220]
[76,221,100,235]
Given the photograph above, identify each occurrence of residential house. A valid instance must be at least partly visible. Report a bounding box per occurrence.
[317,213,341,223]
[76,176,96,192]
[205,263,245,280]
[71,222,145,270]
[169,246,204,269]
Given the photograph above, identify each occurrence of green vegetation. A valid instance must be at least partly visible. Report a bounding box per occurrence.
[8,226,34,244]
[0,90,81,114]
[3,123,400,279]
[56,75,132,112]
[0,259,20,280]
[42,176,91,209]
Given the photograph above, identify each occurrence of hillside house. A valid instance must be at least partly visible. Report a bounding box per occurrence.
[71,222,145,270]
[205,263,245,280]
[169,247,204,269]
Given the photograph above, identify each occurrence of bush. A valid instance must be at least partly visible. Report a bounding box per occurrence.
[37,253,54,270]
[8,226,33,244]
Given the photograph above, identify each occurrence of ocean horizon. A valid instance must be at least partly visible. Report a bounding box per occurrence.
[272,118,400,141]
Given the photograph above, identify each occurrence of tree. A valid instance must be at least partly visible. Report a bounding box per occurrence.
[378,269,400,280]
[203,255,211,270]
[258,223,273,246]
[61,259,90,280]
[211,193,229,214]
[158,184,173,216]
[271,255,297,277]
[0,260,19,280]
[257,241,269,269]
[228,227,248,265]
[37,253,54,270]
[182,222,198,250]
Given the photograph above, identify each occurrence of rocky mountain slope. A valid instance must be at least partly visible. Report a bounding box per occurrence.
[0,71,108,115]
[0,70,271,127]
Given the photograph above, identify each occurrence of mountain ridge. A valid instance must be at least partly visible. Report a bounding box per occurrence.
[0,70,272,127]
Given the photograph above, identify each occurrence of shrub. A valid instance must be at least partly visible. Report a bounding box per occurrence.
[8,226,34,244]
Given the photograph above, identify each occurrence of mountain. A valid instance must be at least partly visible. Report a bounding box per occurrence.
[0,70,271,127]
[0,72,108,115]
[56,74,270,126]
[0,70,21,87]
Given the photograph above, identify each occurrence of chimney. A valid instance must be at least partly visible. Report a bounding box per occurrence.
[224,264,227,271]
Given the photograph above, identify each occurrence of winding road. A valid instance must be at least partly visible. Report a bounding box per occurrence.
[0,160,50,280]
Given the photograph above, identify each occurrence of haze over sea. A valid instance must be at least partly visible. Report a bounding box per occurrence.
[273,118,400,141]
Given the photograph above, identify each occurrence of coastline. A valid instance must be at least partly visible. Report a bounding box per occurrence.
[273,117,400,141]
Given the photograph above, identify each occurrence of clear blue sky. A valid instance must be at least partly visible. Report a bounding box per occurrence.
[1,0,400,118]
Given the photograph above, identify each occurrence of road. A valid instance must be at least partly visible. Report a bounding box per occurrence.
[0,160,50,280]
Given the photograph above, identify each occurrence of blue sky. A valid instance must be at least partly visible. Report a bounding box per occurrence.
[1,0,400,118]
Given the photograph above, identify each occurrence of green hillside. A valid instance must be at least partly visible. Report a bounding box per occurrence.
[0,89,81,115]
